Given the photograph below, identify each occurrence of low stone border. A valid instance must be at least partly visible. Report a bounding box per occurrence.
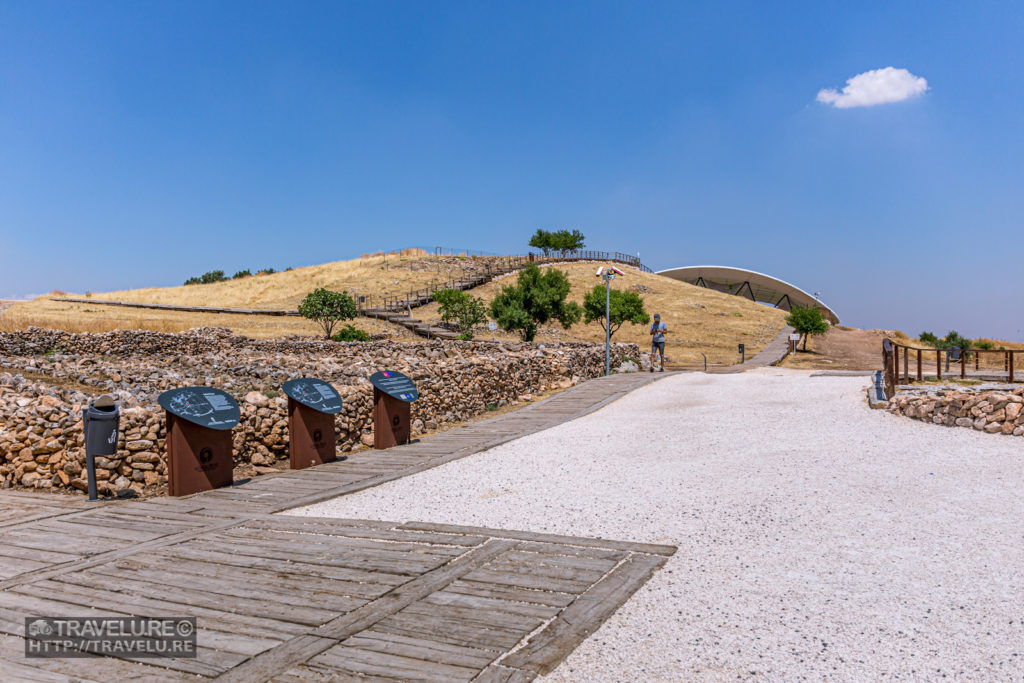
[888,385,1024,435]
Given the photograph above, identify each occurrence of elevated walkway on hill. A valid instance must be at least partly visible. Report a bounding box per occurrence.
[52,250,650,340]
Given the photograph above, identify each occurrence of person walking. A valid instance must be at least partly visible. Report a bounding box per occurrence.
[649,313,667,372]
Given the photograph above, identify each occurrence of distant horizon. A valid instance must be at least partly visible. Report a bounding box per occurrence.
[2,2,1022,341]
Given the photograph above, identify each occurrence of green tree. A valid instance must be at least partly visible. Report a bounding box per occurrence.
[785,305,830,351]
[298,288,358,338]
[530,228,586,256]
[922,330,972,350]
[942,330,971,351]
[550,229,586,253]
[433,288,488,340]
[489,264,582,341]
[184,270,228,285]
[232,269,251,279]
[529,229,554,256]
[582,285,650,338]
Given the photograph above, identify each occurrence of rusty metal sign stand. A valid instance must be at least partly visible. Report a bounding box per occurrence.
[283,378,344,470]
[369,371,419,449]
[158,387,240,497]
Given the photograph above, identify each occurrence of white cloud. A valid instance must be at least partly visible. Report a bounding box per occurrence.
[817,67,928,109]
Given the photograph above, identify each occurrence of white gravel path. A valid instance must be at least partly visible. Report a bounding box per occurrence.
[287,369,1024,681]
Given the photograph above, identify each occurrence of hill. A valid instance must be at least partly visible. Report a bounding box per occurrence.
[2,251,789,363]
[416,262,787,364]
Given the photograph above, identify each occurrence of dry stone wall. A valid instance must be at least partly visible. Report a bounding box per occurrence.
[0,327,639,495]
[888,386,1024,436]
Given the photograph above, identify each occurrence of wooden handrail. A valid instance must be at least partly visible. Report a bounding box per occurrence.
[884,338,1018,385]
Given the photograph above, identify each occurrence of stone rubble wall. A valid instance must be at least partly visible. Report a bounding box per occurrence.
[888,386,1024,436]
[0,328,639,495]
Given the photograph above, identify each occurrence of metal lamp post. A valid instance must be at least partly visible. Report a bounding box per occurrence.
[601,270,613,376]
[593,266,622,376]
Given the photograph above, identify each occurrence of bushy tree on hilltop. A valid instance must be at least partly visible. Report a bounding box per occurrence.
[490,264,581,342]
[786,305,829,351]
[529,228,586,256]
[582,285,650,338]
[298,288,358,338]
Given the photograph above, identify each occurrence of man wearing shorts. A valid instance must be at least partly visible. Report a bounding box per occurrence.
[649,313,667,372]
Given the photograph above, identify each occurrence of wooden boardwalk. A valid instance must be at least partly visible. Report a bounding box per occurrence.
[0,372,674,681]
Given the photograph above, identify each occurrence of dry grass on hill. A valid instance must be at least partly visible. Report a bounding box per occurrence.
[418,262,788,364]
[0,299,418,340]
[4,254,789,363]
[80,249,496,310]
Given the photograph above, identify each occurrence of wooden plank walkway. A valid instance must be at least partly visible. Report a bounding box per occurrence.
[705,324,796,373]
[0,371,674,681]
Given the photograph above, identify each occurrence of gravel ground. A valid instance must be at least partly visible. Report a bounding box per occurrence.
[287,369,1024,681]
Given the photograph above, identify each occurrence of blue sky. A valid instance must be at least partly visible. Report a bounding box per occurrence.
[2,2,1022,339]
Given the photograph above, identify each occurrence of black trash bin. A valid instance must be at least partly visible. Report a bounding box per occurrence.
[82,395,119,500]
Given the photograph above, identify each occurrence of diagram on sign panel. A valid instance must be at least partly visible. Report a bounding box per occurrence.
[168,389,215,419]
[289,382,328,408]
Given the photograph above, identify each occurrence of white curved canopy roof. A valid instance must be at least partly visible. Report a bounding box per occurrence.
[657,265,839,324]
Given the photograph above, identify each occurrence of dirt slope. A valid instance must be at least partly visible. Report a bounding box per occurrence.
[779,327,890,371]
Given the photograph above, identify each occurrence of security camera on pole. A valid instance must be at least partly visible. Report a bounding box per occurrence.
[596,266,625,376]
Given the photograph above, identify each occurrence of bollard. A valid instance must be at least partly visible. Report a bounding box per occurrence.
[81,395,119,501]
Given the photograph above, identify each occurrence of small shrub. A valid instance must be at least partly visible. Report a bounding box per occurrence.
[330,324,370,342]
[233,269,252,279]
[184,270,228,286]
[257,268,276,275]
[434,289,487,340]
[919,331,940,346]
